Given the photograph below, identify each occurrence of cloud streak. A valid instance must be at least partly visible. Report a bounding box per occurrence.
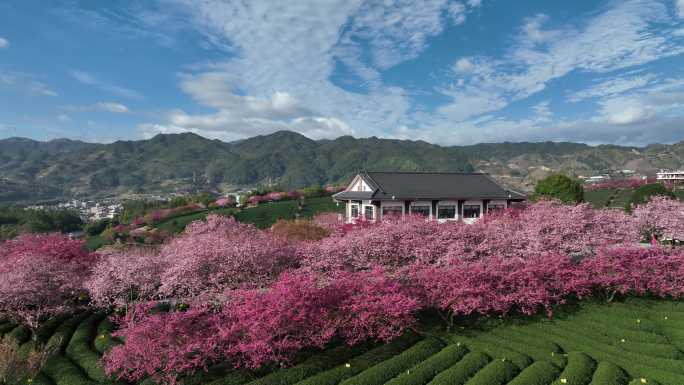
[71,70,142,100]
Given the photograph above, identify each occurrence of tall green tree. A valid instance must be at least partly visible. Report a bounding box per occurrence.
[626,183,675,211]
[533,174,584,204]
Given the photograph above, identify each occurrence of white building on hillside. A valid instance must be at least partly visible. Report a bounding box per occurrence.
[333,171,526,224]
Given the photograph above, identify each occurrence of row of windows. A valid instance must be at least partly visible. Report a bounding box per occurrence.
[351,202,506,219]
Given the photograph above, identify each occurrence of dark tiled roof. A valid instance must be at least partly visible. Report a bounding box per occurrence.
[333,191,375,200]
[335,171,525,201]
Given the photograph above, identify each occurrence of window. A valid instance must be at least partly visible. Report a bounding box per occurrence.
[350,204,359,218]
[437,205,457,219]
[410,205,430,217]
[364,205,374,220]
[488,203,505,213]
[382,205,403,217]
[463,204,481,218]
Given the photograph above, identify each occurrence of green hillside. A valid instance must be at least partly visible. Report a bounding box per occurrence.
[6,299,684,385]
[2,131,684,203]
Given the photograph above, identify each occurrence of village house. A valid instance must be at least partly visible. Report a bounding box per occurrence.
[333,171,526,223]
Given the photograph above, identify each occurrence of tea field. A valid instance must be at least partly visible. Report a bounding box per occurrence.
[4,298,684,385]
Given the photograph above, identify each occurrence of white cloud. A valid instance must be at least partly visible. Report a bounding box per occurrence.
[568,72,657,102]
[431,0,684,127]
[139,0,460,140]
[453,57,475,73]
[0,71,57,96]
[71,70,142,99]
[448,2,466,25]
[57,114,71,122]
[0,37,8,49]
[678,0,684,18]
[63,102,130,114]
[95,102,129,113]
[134,0,684,145]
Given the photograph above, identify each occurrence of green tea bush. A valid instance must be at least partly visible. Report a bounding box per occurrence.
[294,333,421,385]
[93,317,117,354]
[628,379,661,385]
[47,314,88,353]
[551,352,596,385]
[508,361,561,385]
[463,359,519,385]
[451,336,533,369]
[246,342,371,385]
[477,333,566,367]
[0,322,16,335]
[589,361,629,385]
[42,354,98,385]
[6,325,30,344]
[65,313,108,382]
[35,313,71,344]
[384,343,468,385]
[555,321,679,359]
[427,352,490,385]
[339,338,445,385]
[533,324,684,385]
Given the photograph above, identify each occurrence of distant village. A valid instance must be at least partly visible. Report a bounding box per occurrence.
[21,169,683,224]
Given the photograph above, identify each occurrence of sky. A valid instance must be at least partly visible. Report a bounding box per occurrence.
[1,0,684,146]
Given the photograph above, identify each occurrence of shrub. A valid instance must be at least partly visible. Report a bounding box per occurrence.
[628,379,661,385]
[295,332,421,385]
[5,325,30,345]
[338,338,445,385]
[534,174,584,204]
[449,337,532,370]
[507,361,561,385]
[93,317,117,354]
[65,313,108,382]
[462,359,519,385]
[245,343,371,385]
[384,343,468,385]
[0,335,54,385]
[551,352,595,385]
[589,361,628,385]
[427,351,490,385]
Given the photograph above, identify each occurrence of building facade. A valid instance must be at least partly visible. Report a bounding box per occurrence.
[333,171,526,223]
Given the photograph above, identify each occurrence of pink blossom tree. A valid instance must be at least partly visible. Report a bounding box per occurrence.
[84,246,167,310]
[0,234,94,334]
[157,215,297,303]
[633,196,684,242]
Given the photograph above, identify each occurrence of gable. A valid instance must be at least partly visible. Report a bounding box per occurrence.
[346,174,373,192]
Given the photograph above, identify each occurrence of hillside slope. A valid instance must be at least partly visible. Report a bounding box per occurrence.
[1,131,683,203]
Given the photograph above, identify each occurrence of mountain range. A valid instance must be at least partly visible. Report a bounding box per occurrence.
[1,131,683,203]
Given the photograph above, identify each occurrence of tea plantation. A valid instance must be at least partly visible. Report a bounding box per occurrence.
[4,298,684,384]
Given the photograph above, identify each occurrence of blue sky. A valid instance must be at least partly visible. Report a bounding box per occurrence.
[1,0,684,145]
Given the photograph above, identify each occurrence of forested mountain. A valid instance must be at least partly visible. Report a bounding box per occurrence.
[1,130,682,203]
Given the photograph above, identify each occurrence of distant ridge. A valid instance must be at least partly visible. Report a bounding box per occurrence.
[0,130,682,203]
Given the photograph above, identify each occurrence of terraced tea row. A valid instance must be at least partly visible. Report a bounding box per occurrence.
[2,299,684,384]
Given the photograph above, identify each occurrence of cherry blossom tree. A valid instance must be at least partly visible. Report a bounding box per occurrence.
[0,234,94,334]
[157,215,297,303]
[633,196,684,242]
[84,246,167,310]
